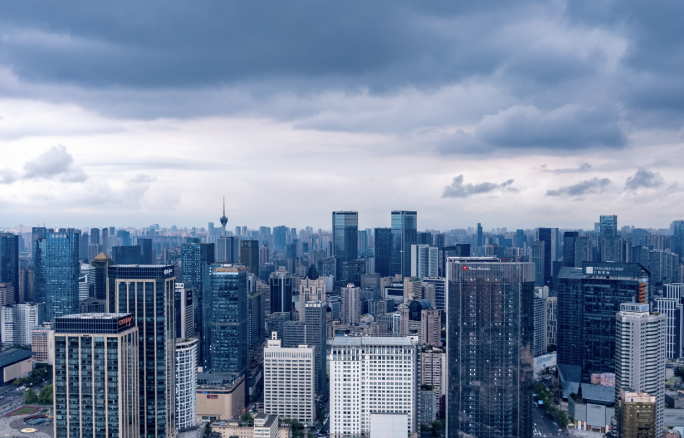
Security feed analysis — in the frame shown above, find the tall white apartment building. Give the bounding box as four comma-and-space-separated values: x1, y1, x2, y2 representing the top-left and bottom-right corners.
299, 277, 326, 322
341, 284, 361, 325
615, 302, 666, 436
14, 302, 46, 346
264, 333, 316, 425
420, 348, 446, 416
1, 305, 14, 344
175, 338, 198, 432
330, 337, 417, 438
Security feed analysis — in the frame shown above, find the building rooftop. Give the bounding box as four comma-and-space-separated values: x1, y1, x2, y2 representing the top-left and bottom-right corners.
558, 267, 585, 280
332, 336, 413, 346
0, 349, 33, 368
580, 383, 615, 405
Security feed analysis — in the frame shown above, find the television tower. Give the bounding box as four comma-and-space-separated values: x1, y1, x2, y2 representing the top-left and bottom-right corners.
220, 196, 228, 236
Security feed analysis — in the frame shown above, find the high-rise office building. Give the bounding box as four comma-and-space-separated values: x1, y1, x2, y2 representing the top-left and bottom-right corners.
249, 286, 266, 351
273, 226, 288, 251
614, 303, 666, 435
532, 241, 545, 287
216, 236, 239, 263
34, 229, 81, 321
181, 242, 214, 354
0, 233, 19, 303
264, 334, 316, 425
90, 228, 100, 245
582, 262, 649, 382
136, 238, 153, 264
332, 211, 359, 264
304, 301, 327, 396
112, 245, 141, 264
600, 215, 618, 238
410, 244, 438, 279
6, 302, 45, 346
239, 240, 259, 275
536, 228, 558, 288
175, 338, 198, 432
420, 308, 441, 347
102, 227, 110, 256
533, 287, 557, 357
476, 223, 483, 247
574, 236, 593, 267
330, 337, 417, 438
269, 267, 292, 314
615, 388, 656, 438
374, 227, 392, 277
174, 283, 195, 339
298, 277, 326, 321
440, 245, 470, 278
600, 215, 618, 262
53, 313, 139, 438
202, 263, 248, 380
391, 211, 417, 278
107, 265, 176, 438
421, 277, 446, 312
564, 231, 579, 267
446, 257, 534, 438
91, 252, 110, 300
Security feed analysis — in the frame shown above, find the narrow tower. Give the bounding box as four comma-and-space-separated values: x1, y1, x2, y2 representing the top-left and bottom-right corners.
220, 196, 228, 236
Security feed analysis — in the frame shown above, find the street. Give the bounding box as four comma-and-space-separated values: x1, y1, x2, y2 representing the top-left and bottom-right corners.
533, 405, 568, 438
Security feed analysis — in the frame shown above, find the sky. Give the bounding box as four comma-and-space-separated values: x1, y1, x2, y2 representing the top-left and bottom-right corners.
1, 0, 683, 231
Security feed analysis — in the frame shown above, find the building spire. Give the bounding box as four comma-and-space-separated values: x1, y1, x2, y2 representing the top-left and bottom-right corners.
220, 196, 228, 233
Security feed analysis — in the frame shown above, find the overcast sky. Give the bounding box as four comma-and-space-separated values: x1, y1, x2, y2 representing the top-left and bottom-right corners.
1, 1, 683, 231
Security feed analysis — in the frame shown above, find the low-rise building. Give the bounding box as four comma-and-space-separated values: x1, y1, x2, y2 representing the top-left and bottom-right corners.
211, 415, 292, 438
0, 348, 33, 383
196, 373, 245, 422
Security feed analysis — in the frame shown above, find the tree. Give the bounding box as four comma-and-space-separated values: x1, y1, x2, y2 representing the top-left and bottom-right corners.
24, 389, 38, 404
432, 420, 445, 438
38, 385, 53, 405
241, 413, 254, 424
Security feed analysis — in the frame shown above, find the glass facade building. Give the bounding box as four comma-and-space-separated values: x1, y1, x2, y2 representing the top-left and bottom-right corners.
374, 228, 391, 278
202, 263, 248, 378
581, 262, 649, 382
332, 211, 358, 264
34, 229, 81, 321
53, 313, 139, 438
557, 267, 585, 367
107, 265, 176, 438
446, 257, 534, 438
0, 233, 19, 303
269, 268, 293, 314
391, 211, 417, 279
181, 242, 214, 362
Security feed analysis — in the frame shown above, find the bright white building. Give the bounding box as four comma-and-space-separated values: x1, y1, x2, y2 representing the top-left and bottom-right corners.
175, 337, 198, 431
330, 337, 417, 438
615, 302, 666, 436
1, 305, 14, 344
264, 333, 316, 425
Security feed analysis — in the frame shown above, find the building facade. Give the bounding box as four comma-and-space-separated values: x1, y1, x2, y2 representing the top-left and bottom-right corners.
269, 268, 293, 314
390, 211, 417, 279
333, 212, 359, 264
446, 257, 534, 438
614, 303, 666, 436
53, 313, 139, 438
410, 245, 438, 279
175, 338, 198, 432
264, 334, 316, 425
329, 337, 417, 438
107, 264, 177, 438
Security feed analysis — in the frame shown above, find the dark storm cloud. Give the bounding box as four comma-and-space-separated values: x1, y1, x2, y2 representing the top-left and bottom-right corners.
1, 145, 88, 184
442, 175, 517, 198
546, 177, 611, 197
624, 168, 664, 192
0, 0, 683, 153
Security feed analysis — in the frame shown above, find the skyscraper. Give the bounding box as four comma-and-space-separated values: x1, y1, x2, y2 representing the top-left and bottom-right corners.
374, 227, 392, 277
332, 211, 358, 264
181, 242, 214, 354
239, 240, 259, 275
53, 313, 139, 438
273, 226, 288, 251
563, 231, 579, 267
536, 228, 558, 288
202, 263, 248, 379
614, 303, 666, 435
446, 257, 534, 438
220, 196, 228, 237
269, 267, 292, 314
600, 215, 618, 262
34, 229, 81, 321
136, 238, 153, 264
107, 265, 176, 438
582, 262, 649, 382
216, 236, 239, 263
112, 245, 142, 264
304, 301, 327, 396
476, 223, 483, 247
653, 284, 684, 359
410, 244, 438, 278
175, 338, 199, 432
391, 211, 417, 278
557, 267, 585, 368
532, 241, 545, 287
0, 233, 19, 303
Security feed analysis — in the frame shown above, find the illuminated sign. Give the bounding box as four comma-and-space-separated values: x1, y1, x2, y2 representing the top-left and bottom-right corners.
118, 316, 133, 327
164, 268, 173, 275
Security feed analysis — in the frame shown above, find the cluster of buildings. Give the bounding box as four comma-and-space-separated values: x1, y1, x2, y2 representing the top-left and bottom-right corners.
0, 212, 681, 437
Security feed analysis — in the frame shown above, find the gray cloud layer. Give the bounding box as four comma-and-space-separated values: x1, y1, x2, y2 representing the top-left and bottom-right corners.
0, 0, 683, 155
546, 177, 611, 197
442, 175, 516, 198
625, 168, 664, 192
